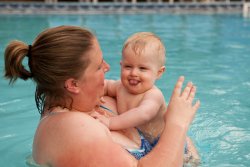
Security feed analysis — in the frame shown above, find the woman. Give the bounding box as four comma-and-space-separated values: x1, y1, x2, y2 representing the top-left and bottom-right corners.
4, 26, 200, 167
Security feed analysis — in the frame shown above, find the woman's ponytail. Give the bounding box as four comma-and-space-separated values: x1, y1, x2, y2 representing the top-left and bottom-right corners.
4, 40, 32, 84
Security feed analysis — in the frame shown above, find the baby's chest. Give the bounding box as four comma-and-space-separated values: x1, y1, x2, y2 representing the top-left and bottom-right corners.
116, 91, 144, 114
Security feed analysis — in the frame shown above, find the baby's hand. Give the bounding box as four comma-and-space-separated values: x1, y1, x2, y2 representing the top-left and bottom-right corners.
100, 96, 106, 103
90, 112, 110, 128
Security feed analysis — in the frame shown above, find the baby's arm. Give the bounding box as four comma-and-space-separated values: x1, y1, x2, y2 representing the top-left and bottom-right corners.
109, 88, 165, 130
104, 79, 120, 97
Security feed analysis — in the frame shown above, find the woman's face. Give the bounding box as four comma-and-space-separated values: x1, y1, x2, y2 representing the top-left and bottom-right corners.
78, 38, 110, 110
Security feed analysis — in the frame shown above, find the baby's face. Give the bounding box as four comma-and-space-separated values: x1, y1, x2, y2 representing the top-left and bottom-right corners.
120, 47, 163, 94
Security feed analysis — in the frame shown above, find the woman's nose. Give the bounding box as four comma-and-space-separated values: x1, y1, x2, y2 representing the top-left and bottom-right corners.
103, 60, 110, 72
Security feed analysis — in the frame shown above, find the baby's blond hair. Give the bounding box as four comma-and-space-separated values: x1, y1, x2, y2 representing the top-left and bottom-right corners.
122, 32, 166, 67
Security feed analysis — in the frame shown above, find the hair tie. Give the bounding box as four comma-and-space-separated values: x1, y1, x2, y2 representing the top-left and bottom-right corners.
27, 45, 33, 77
27, 45, 32, 58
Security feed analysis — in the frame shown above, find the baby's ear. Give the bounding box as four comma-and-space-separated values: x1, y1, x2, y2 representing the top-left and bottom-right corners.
157, 66, 166, 79
64, 78, 80, 94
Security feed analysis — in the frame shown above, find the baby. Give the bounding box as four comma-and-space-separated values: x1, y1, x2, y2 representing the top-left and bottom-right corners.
101, 32, 166, 144
95, 32, 200, 163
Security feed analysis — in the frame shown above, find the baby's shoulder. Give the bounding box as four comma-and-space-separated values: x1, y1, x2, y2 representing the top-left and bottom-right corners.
142, 87, 166, 104
146, 86, 164, 97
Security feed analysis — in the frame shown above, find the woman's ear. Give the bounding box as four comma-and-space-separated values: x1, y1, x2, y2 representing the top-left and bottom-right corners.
157, 66, 166, 79
64, 78, 80, 94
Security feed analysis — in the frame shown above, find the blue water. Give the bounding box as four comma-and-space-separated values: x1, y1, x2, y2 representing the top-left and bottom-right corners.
0, 14, 250, 167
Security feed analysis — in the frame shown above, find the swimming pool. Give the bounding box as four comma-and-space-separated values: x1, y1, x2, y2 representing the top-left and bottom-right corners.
0, 13, 249, 166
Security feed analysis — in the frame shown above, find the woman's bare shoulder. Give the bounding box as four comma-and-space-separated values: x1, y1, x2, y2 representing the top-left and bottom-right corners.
34, 111, 137, 167
38, 111, 104, 133
39, 111, 111, 143
34, 112, 109, 165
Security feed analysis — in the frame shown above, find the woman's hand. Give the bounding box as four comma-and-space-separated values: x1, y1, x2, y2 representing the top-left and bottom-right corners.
165, 76, 200, 130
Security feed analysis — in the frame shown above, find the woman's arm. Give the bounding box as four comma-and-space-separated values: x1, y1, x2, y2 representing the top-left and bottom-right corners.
137, 76, 200, 166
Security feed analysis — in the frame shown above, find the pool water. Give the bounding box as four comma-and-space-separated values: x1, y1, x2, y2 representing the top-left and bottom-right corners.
0, 14, 250, 167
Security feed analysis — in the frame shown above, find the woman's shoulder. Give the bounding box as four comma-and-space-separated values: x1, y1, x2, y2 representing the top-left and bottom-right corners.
39, 111, 111, 139
33, 111, 112, 166
49, 111, 112, 146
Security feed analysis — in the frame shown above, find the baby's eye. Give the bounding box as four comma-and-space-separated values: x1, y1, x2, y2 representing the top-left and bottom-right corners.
139, 67, 147, 71
124, 65, 132, 69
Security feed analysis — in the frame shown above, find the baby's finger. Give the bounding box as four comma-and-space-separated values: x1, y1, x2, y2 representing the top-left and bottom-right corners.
173, 76, 185, 96
181, 82, 193, 99
100, 97, 105, 103
187, 86, 196, 103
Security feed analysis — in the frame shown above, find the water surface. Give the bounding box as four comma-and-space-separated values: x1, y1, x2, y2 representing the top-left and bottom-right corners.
0, 14, 250, 166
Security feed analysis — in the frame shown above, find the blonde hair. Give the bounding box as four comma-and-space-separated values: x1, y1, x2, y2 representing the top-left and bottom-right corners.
4, 26, 94, 115
122, 32, 166, 66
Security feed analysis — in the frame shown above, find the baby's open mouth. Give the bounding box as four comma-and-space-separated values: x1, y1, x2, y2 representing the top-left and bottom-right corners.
129, 79, 140, 85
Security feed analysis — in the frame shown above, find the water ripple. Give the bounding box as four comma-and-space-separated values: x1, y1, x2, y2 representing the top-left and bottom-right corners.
0, 99, 21, 106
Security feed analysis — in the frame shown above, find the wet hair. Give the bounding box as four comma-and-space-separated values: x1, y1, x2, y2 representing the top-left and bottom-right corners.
122, 32, 166, 67
4, 26, 95, 116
